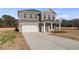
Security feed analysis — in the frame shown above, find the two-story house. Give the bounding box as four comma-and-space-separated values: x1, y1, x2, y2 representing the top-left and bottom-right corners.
18, 9, 61, 32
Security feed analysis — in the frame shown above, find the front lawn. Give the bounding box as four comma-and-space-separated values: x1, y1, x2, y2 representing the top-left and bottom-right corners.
0, 30, 30, 50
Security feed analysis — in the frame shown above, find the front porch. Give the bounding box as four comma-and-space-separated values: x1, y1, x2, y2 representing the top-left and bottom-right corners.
39, 20, 61, 32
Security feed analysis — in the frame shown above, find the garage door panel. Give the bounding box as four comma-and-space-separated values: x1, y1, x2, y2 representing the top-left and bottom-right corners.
22, 25, 39, 32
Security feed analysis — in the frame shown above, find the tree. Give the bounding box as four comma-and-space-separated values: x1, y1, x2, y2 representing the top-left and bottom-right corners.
2, 15, 13, 27
0, 18, 5, 27
72, 19, 79, 30
61, 19, 72, 27
2, 15, 18, 27
61, 18, 79, 30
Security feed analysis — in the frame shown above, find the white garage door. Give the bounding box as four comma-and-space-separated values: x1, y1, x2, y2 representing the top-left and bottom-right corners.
22, 25, 39, 32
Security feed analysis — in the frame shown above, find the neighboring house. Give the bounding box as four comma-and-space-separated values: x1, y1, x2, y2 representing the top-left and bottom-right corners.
18, 9, 61, 32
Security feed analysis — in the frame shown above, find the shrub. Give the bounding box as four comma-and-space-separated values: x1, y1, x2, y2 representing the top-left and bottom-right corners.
50, 30, 66, 33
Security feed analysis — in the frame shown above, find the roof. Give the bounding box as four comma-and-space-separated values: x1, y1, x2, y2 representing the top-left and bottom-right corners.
43, 9, 56, 14
18, 9, 41, 12
18, 9, 57, 15
49, 9, 56, 14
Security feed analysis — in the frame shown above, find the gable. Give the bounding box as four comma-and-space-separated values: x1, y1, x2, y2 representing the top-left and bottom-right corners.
43, 9, 56, 14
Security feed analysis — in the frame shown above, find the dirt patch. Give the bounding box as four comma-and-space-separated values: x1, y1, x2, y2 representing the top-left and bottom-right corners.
50, 27, 79, 41
0, 28, 15, 31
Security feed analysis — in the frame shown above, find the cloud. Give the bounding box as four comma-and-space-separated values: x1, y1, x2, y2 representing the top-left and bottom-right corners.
57, 14, 69, 19
61, 15, 69, 18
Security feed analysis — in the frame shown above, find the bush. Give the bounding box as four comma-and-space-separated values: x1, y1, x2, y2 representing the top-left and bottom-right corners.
15, 27, 19, 32
50, 30, 66, 33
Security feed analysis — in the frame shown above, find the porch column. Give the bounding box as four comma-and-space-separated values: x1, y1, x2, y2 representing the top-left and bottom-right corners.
44, 22, 46, 32
51, 22, 53, 30
59, 23, 61, 31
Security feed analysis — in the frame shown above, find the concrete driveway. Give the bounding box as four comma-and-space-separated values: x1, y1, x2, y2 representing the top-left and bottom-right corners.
23, 32, 79, 50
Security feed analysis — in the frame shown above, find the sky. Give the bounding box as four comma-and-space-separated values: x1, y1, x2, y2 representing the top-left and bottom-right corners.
0, 8, 79, 20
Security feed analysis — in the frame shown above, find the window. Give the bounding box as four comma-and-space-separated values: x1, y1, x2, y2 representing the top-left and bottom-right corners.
44, 14, 46, 19
30, 14, 32, 18
52, 15, 55, 20
35, 14, 38, 19
24, 13, 26, 18
48, 15, 50, 19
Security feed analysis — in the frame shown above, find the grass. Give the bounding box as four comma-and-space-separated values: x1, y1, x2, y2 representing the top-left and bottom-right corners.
0, 30, 16, 45
0, 28, 30, 50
